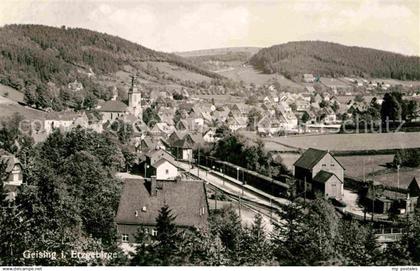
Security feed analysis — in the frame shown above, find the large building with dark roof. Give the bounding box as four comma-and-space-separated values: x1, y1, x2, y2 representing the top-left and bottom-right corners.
115, 177, 209, 243
294, 148, 344, 200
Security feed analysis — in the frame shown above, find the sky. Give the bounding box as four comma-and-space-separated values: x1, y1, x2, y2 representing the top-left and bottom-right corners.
0, 0, 419, 55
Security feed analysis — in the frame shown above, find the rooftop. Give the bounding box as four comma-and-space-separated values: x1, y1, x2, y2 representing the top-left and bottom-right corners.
115, 178, 208, 229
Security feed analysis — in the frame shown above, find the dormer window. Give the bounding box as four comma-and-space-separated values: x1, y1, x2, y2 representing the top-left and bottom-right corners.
134, 211, 139, 217
142, 206, 147, 212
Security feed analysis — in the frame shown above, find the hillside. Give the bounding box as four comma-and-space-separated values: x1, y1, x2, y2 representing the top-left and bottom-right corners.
176, 47, 260, 72
0, 24, 222, 111
249, 41, 420, 81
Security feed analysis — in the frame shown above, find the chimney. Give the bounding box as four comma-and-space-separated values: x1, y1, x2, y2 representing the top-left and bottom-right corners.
150, 175, 157, 197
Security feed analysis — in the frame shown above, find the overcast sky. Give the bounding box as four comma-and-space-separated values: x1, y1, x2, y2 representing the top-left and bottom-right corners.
0, 0, 419, 55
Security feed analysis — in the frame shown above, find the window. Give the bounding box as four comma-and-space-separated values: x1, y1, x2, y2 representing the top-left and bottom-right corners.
151, 229, 158, 236
331, 164, 335, 167
122, 234, 129, 242
322, 164, 326, 167
165, 169, 169, 175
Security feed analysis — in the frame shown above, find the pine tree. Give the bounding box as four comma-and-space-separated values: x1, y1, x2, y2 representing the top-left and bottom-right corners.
154, 205, 181, 265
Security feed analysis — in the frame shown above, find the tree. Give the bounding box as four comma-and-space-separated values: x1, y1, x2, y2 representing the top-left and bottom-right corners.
337, 220, 382, 265
381, 92, 402, 122
247, 108, 262, 130
238, 214, 273, 265
154, 205, 181, 265
272, 201, 307, 265
301, 111, 310, 123
143, 107, 161, 128
130, 228, 157, 266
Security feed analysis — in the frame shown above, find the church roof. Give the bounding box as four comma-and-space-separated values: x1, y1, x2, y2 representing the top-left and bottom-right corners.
98, 100, 128, 113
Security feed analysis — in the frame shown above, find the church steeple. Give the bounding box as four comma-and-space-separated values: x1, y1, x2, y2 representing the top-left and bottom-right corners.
128, 75, 139, 94
128, 75, 142, 117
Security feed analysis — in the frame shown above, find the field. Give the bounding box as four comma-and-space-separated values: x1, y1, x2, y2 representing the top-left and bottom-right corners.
0, 103, 46, 120
218, 64, 304, 89
193, 94, 246, 105
149, 61, 213, 82
0, 84, 24, 103
275, 153, 393, 177
263, 132, 420, 152
369, 168, 420, 189
175, 47, 261, 57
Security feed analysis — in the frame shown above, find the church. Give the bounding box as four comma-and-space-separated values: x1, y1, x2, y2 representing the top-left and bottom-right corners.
98, 76, 142, 122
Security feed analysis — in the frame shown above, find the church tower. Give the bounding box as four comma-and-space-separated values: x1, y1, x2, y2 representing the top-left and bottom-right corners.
128, 75, 142, 118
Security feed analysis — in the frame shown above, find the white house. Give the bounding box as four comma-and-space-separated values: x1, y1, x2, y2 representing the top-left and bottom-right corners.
145, 149, 178, 181
43, 111, 89, 134
294, 148, 344, 200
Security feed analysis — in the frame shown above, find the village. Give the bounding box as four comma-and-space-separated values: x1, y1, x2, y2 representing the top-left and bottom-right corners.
2, 69, 420, 256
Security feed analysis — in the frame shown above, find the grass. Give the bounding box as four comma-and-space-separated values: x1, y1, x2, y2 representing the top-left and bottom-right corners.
149, 61, 212, 82
0, 103, 46, 120
0, 84, 24, 103
368, 167, 420, 189
218, 64, 304, 89
264, 132, 420, 152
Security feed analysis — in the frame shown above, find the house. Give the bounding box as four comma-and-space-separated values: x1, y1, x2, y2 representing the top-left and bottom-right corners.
203, 128, 217, 143
257, 115, 283, 134
226, 115, 247, 132
322, 107, 337, 124
1, 154, 23, 201
230, 104, 250, 117
172, 138, 194, 162
67, 80, 83, 92
168, 131, 188, 145
295, 99, 311, 112
144, 149, 178, 180
139, 137, 168, 153
364, 179, 419, 215
276, 102, 298, 130
305, 86, 316, 93
43, 111, 89, 134
169, 132, 203, 161
98, 100, 128, 122
115, 177, 208, 243
294, 148, 345, 200
303, 74, 315, 83
149, 123, 175, 137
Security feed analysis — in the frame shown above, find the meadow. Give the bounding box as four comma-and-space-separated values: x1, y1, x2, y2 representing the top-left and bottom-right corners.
264, 132, 420, 152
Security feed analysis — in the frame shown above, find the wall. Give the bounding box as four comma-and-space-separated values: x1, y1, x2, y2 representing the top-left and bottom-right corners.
156, 160, 178, 180
312, 153, 344, 182
324, 174, 343, 200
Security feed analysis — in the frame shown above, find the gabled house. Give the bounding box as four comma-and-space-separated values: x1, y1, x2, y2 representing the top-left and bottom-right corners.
203, 128, 217, 143
276, 102, 298, 130
257, 115, 283, 135
1, 154, 23, 201
139, 137, 169, 153
321, 107, 337, 124
144, 149, 178, 180
170, 132, 203, 162
115, 177, 208, 243
226, 115, 247, 132
149, 123, 175, 138
230, 104, 250, 117
98, 100, 128, 122
294, 148, 344, 200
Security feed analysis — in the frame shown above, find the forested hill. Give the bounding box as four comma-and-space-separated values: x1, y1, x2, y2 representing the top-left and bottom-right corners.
249, 41, 420, 80
0, 24, 221, 110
